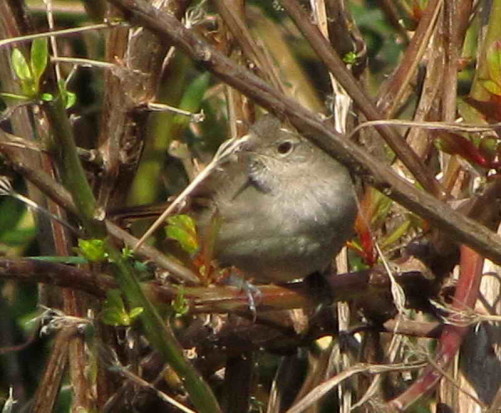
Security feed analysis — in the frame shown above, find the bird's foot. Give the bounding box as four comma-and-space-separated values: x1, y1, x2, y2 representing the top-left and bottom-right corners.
225, 272, 262, 320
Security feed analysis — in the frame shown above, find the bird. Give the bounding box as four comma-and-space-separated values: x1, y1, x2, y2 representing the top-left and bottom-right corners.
192, 115, 357, 283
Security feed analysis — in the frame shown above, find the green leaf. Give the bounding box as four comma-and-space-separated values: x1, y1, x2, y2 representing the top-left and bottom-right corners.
343, 51, 358, 64
11, 48, 36, 96
102, 290, 130, 326
77, 238, 107, 262
370, 189, 393, 226
64, 90, 77, 109
30, 38, 48, 87
481, 79, 501, 96
102, 310, 130, 327
172, 287, 189, 317
166, 214, 199, 254
172, 72, 210, 128
122, 246, 134, 259
41, 93, 54, 102
58, 80, 77, 109
380, 220, 412, 249
101, 290, 144, 326
11, 49, 32, 82
486, 41, 501, 88
129, 307, 144, 321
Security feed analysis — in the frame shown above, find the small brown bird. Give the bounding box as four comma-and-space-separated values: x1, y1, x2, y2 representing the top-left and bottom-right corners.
193, 115, 357, 283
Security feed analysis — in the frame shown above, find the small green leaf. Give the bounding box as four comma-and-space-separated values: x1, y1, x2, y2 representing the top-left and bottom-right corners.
77, 238, 107, 262
380, 220, 412, 249
172, 72, 210, 128
129, 307, 144, 321
11, 48, 36, 96
122, 246, 134, 259
102, 310, 130, 327
166, 214, 199, 254
172, 287, 189, 317
41, 93, 54, 102
102, 290, 130, 326
11, 49, 32, 82
58, 80, 77, 109
30, 38, 48, 87
64, 90, 77, 109
343, 51, 358, 64
371, 190, 393, 226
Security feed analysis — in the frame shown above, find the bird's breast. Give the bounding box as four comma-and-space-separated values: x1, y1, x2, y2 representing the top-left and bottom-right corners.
209, 175, 356, 282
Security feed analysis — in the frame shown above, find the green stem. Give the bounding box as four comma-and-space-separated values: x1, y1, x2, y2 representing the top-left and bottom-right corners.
43, 97, 221, 413
107, 247, 221, 412
44, 97, 103, 235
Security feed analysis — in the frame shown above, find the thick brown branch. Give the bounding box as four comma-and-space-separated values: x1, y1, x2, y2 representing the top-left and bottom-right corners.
0, 258, 438, 318
104, 0, 501, 265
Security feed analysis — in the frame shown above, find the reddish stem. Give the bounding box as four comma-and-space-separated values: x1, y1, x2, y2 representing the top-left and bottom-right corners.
388, 245, 484, 410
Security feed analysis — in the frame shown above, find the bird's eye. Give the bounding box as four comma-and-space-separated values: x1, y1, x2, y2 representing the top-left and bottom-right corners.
276, 140, 294, 155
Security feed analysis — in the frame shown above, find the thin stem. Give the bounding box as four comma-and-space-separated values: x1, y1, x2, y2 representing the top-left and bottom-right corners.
0, 21, 128, 48
43, 98, 102, 234
51, 56, 117, 69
